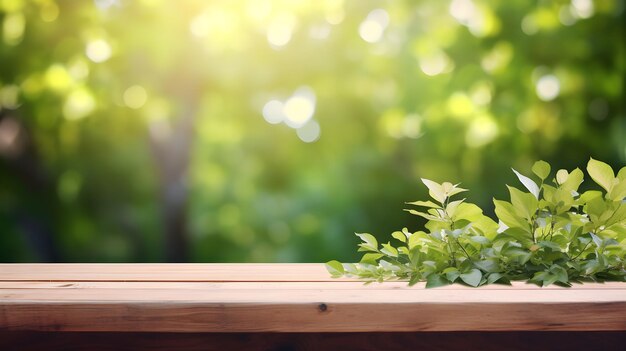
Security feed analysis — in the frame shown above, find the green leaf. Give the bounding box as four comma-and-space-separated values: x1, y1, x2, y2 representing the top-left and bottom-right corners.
452, 202, 498, 239
460, 268, 483, 287
586, 196, 608, 224
404, 209, 444, 221
391, 231, 407, 243
587, 158, 615, 193
408, 273, 421, 286
606, 204, 626, 227
618, 167, 626, 182
532, 160, 551, 180
538, 240, 561, 251
507, 186, 538, 221
325, 260, 345, 277
445, 199, 465, 218
472, 216, 499, 240
512, 169, 540, 198
503, 247, 532, 264
426, 273, 450, 288
379, 259, 399, 271
590, 233, 603, 248
356, 233, 378, 252
561, 168, 584, 193
360, 253, 384, 264
446, 183, 468, 197
494, 199, 530, 230
474, 259, 500, 273
380, 242, 398, 257
498, 227, 534, 247
556, 169, 569, 185
405, 200, 440, 208
579, 190, 603, 204
535, 271, 558, 287
452, 202, 482, 220
421, 178, 446, 204
607, 179, 626, 201
408, 231, 429, 250
486, 273, 510, 285
443, 267, 460, 282
551, 188, 574, 214
550, 265, 569, 284
470, 235, 490, 245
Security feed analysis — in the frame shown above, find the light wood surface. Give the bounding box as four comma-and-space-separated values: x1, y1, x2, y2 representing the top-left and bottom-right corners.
0, 264, 625, 332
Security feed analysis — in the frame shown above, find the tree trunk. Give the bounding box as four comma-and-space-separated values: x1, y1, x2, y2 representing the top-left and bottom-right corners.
0, 112, 60, 262
148, 78, 200, 263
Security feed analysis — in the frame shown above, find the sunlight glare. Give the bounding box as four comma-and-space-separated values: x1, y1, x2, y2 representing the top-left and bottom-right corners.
284, 87, 316, 128
267, 13, 296, 48
44, 64, 72, 92
449, 0, 477, 25
359, 9, 389, 43
536, 75, 560, 101
571, 0, 594, 19
3, 12, 25, 46
86, 39, 112, 63
296, 119, 321, 143
94, 0, 120, 11
262, 100, 285, 124
190, 13, 210, 38
466, 115, 499, 148
419, 50, 453, 76
63, 88, 96, 120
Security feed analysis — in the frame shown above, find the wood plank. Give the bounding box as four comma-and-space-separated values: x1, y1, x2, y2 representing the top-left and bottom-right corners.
2, 281, 625, 290
1, 263, 624, 288
0, 264, 625, 332
0, 264, 336, 282
1, 300, 624, 332
2, 331, 625, 351
1, 286, 625, 303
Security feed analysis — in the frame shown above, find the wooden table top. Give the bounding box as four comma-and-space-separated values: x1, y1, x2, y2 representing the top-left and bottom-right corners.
0, 263, 625, 332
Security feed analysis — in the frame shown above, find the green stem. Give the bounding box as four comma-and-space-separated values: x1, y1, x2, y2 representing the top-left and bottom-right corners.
453, 237, 472, 261
571, 239, 592, 261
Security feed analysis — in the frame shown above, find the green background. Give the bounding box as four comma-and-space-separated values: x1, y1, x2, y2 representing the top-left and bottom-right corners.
0, 0, 624, 263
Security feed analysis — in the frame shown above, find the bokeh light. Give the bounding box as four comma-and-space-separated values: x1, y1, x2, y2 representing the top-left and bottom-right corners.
296, 119, 321, 143
2, 12, 25, 46
63, 88, 96, 120
359, 8, 389, 43
262, 100, 285, 124
536, 75, 561, 101
85, 39, 112, 63
419, 50, 454, 77
571, 0, 594, 19
283, 87, 316, 129
267, 12, 296, 48
123, 85, 148, 109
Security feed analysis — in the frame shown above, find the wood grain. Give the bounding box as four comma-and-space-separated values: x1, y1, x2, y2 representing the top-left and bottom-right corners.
0, 264, 625, 333
0, 263, 335, 282
2, 331, 625, 351
2, 280, 625, 290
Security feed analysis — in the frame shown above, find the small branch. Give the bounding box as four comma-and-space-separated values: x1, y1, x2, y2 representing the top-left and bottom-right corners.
571, 240, 592, 261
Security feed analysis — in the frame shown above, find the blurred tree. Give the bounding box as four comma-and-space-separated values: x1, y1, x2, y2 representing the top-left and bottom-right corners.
0, 0, 623, 263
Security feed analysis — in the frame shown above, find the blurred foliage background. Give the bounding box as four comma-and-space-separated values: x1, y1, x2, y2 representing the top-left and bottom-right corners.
0, 0, 624, 263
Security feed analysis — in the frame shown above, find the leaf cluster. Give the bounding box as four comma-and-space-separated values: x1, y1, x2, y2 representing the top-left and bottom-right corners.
327, 159, 626, 287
